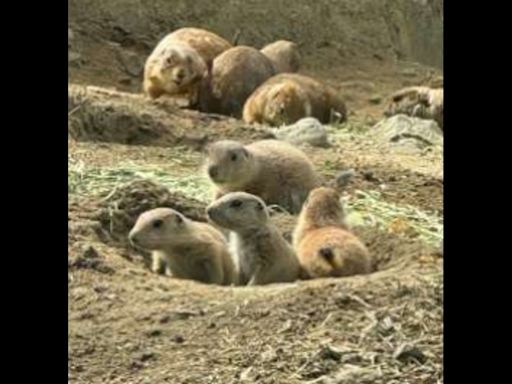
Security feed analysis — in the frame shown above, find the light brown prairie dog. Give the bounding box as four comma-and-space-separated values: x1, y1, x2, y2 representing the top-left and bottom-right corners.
129, 207, 237, 285
197, 46, 276, 117
143, 27, 231, 103
206, 192, 300, 285
243, 73, 347, 126
164, 27, 232, 65
204, 139, 320, 214
293, 187, 371, 278
260, 40, 301, 73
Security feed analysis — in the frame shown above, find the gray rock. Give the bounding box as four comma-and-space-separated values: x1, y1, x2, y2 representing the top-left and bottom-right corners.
372, 114, 443, 151
116, 50, 144, 77
271, 117, 330, 147
336, 169, 356, 188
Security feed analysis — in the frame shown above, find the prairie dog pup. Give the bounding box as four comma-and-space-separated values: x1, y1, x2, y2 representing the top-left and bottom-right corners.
293, 187, 371, 278
206, 192, 300, 285
197, 46, 276, 117
243, 73, 347, 126
143, 28, 231, 102
129, 208, 236, 285
205, 139, 320, 214
260, 40, 301, 73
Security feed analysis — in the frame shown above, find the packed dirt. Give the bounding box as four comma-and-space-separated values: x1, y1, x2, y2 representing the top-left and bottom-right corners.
68, 1, 443, 383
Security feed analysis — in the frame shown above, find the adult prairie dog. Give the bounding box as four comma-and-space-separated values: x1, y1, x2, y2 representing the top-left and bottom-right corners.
293, 187, 371, 278
243, 73, 347, 126
129, 207, 237, 285
143, 27, 231, 103
204, 139, 320, 214
206, 192, 300, 285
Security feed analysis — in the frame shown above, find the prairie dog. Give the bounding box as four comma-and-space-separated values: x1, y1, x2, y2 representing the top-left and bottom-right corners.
197, 46, 275, 117
260, 40, 301, 73
129, 208, 236, 285
143, 28, 231, 103
204, 139, 320, 214
293, 187, 371, 278
243, 73, 347, 126
206, 192, 300, 285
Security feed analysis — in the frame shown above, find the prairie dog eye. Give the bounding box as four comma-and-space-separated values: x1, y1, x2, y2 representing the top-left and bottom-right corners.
152, 219, 164, 229
231, 153, 238, 161
230, 200, 242, 208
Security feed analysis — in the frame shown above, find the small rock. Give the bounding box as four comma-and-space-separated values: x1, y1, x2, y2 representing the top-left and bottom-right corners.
146, 329, 162, 338
369, 95, 382, 104
83, 245, 100, 259
172, 334, 185, 344
116, 50, 144, 77
118, 77, 132, 86
271, 117, 330, 147
319, 345, 342, 361
393, 343, 427, 364
138, 351, 156, 362
68, 51, 84, 66
159, 315, 171, 324
336, 169, 356, 188
362, 171, 379, 182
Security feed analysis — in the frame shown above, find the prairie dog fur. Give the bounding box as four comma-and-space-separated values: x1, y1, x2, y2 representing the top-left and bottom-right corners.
206, 192, 300, 285
129, 207, 236, 285
205, 139, 320, 214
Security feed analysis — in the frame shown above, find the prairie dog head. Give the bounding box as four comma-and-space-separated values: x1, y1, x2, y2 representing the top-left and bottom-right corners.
261, 40, 301, 73
299, 187, 347, 228
263, 83, 310, 126
129, 208, 190, 250
204, 140, 257, 187
149, 43, 207, 94
206, 192, 269, 231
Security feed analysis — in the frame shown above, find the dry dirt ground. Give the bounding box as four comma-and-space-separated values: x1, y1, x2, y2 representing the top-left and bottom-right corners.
68, 2, 443, 383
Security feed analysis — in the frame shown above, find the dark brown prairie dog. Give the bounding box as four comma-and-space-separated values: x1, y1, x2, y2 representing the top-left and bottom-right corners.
243, 73, 347, 126
206, 192, 300, 285
260, 40, 301, 73
129, 208, 237, 285
204, 139, 320, 214
197, 46, 276, 117
143, 28, 231, 103
292, 187, 371, 278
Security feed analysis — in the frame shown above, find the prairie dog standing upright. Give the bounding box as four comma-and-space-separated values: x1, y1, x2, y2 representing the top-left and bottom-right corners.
206, 192, 300, 285
293, 187, 371, 278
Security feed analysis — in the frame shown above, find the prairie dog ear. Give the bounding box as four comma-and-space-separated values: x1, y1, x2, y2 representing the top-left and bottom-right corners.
241, 147, 250, 158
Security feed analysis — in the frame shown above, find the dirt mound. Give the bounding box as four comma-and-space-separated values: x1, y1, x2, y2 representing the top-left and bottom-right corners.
69, 85, 273, 147
69, 180, 206, 244
69, 180, 436, 277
